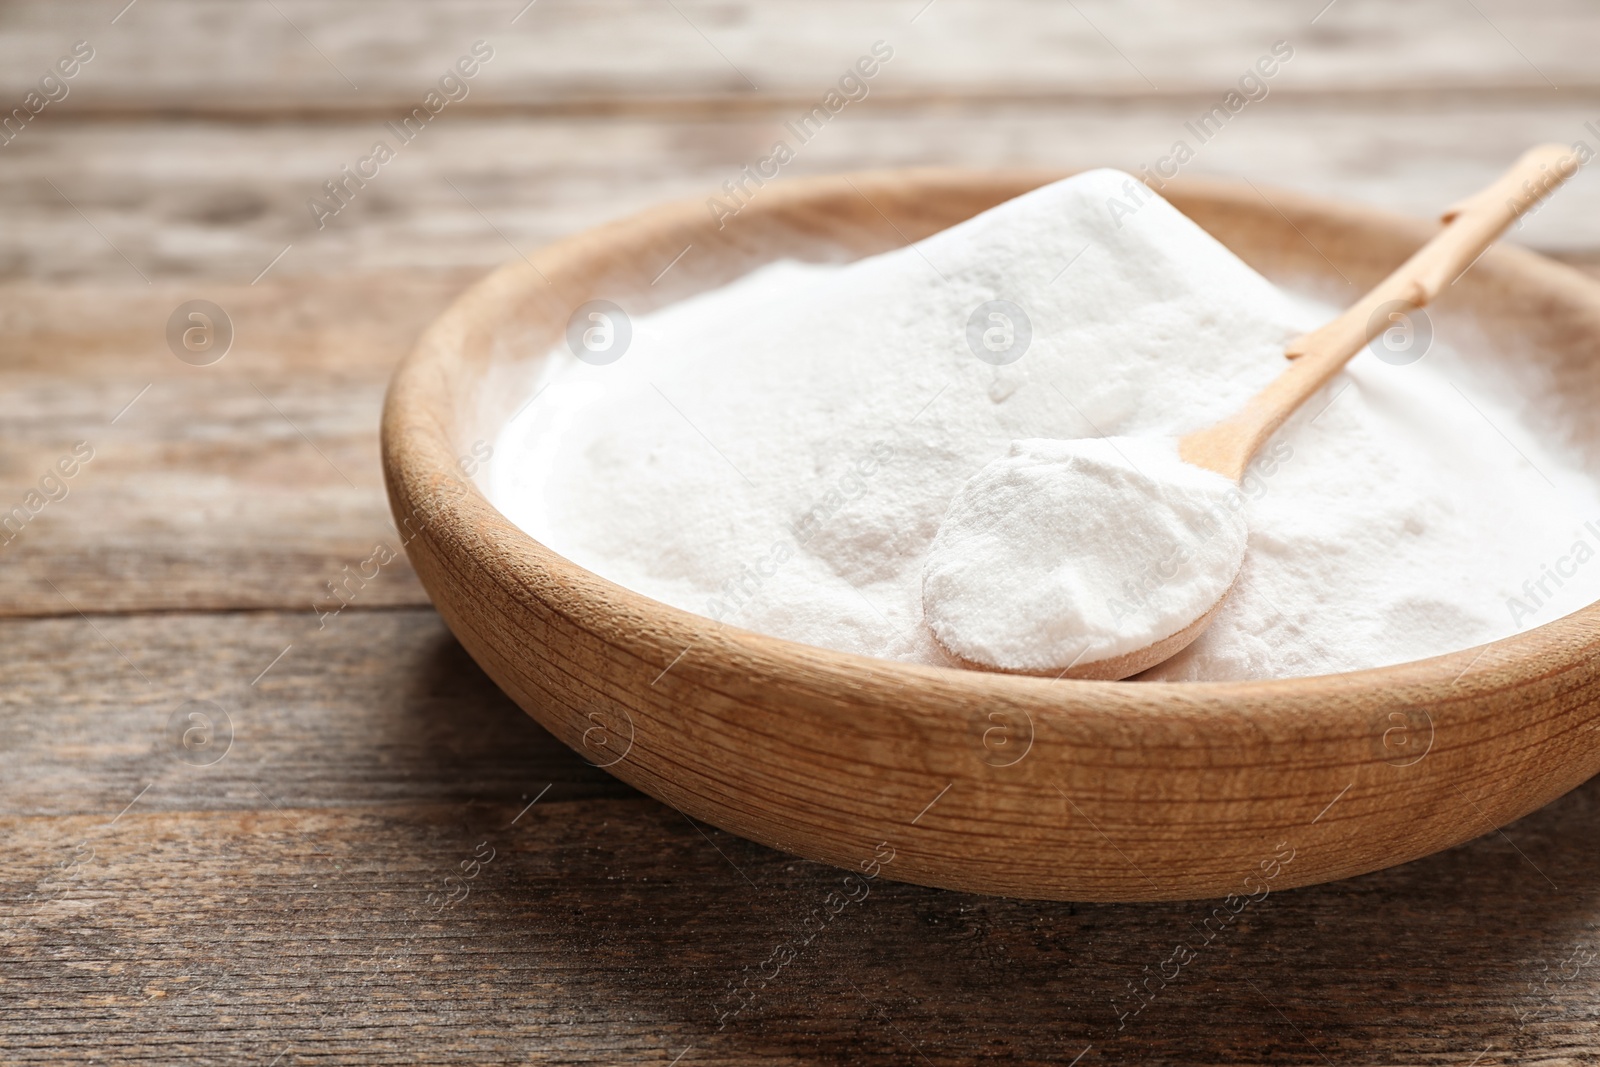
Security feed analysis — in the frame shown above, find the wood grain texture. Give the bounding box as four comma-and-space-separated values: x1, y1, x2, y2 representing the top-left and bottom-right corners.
4, 0, 1599, 114
383, 168, 1600, 902
0, 271, 487, 616
9, 0, 1600, 1059
6, 608, 1600, 1065
9, 100, 1600, 286
0, 610, 631, 815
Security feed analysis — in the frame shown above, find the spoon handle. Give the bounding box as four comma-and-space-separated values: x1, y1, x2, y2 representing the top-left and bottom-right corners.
1180, 143, 1579, 483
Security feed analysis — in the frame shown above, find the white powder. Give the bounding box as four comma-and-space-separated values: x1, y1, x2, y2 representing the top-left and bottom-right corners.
923, 437, 1247, 673
490, 168, 1600, 681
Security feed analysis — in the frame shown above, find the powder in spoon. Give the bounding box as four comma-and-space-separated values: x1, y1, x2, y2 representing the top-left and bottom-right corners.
490, 168, 1600, 681
922, 437, 1247, 673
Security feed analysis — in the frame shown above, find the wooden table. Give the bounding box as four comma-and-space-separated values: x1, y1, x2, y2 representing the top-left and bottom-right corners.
6, 2, 1600, 1062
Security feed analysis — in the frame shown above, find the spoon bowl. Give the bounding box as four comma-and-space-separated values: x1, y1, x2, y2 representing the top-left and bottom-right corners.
935, 594, 1231, 680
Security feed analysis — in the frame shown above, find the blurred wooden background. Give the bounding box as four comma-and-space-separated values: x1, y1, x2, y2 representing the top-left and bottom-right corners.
5, 1, 1600, 1063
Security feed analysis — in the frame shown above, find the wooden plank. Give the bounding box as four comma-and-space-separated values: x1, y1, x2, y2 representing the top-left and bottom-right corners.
0, 272, 480, 616
1, 0, 1597, 117
0, 610, 629, 814
3, 607, 1599, 1063
6, 100, 1600, 290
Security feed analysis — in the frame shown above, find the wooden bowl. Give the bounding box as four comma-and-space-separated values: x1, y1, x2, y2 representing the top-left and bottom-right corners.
381, 168, 1600, 902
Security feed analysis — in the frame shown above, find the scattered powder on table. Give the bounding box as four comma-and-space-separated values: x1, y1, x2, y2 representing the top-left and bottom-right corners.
490, 168, 1600, 681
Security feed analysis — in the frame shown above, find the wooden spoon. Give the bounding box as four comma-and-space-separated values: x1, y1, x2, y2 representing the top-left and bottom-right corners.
1073, 144, 1580, 680
1181, 143, 1577, 481
965, 144, 1578, 682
